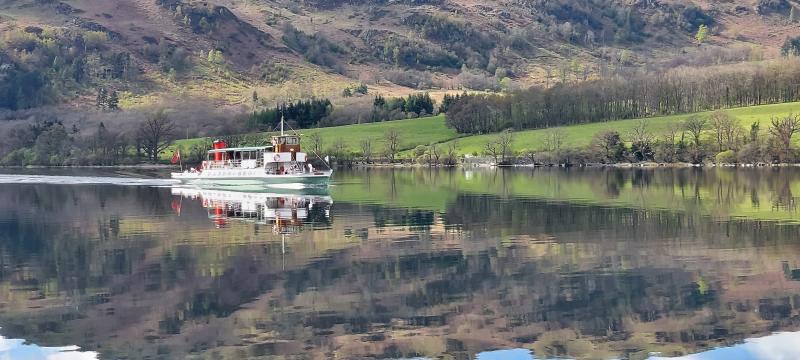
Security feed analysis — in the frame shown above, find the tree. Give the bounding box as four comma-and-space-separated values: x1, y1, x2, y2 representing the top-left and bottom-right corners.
749, 122, 760, 143
207, 49, 224, 73
484, 138, 501, 164
629, 120, 654, 161
768, 114, 800, 162
330, 137, 348, 162
782, 36, 800, 56
33, 124, 70, 165
442, 140, 458, 166
695, 24, 708, 44
684, 115, 706, 149
484, 130, 514, 164
384, 128, 401, 162
137, 109, 176, 162
592, 130, 626, 163
428, 142, 441, 165
655, 123, 685, 163
308, 132, 324, 156
360, 138, 373, 163
542, 129, 566, 152
96, 87, 107, 109
373, 95, 386, 108
107, 91, 119, 110
710, 111, 744, 152
496, 130, 514, 164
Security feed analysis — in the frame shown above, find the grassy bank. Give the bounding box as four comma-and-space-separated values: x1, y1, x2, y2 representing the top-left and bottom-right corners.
171, 114, 461, 157
438, 101, 800, 155
170, 101, 800, 159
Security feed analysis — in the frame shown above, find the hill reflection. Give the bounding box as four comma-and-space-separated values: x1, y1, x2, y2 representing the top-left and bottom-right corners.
0, 168, 798, 359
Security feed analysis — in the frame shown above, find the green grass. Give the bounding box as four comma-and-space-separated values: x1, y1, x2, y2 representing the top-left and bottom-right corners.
171, 115, 461, 157
439, 101, 800, 155
169, 101, 800, 159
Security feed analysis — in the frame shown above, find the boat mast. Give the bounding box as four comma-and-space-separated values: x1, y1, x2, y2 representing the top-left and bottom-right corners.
280, 115, 285, 136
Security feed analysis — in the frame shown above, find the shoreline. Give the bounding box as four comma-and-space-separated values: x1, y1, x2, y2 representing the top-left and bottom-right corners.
4, 162, 800, 170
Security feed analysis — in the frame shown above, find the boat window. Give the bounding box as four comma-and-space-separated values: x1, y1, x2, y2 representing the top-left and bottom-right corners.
287, 137, 299, 145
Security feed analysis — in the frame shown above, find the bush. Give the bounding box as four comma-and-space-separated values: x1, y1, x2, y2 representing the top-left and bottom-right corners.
281, 23, 344, 70
782, 36, 800, 56
737, 143, 763, 164
383, 69, 434, 89
715, 150, 737, 164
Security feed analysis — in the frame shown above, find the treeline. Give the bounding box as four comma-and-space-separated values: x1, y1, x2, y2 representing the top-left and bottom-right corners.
477, 112, 800, 166
248, 93, 438, 129
0, 102, 243, 166
446, 58, 800, 134
247, 99, 333, 131
1, 114, 166, 166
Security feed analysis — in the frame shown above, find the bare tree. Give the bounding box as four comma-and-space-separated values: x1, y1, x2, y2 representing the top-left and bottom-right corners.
684, 115, 706, 149
629, 120, 653, 148
330, 137, 348, 162
542, 129, 566, 152
428, 142, 441, 165
359, 138, 372, 163
709, 110, 743, 152
308, 132, 324, 156
497, 129, 514, 163
629, 120, 654, 160
137, 109, 175, 162
442, 140, 458, 166
769, 114, 800, 162
484, 139, 501, 164
657, 123, 685, 162
384, 128, 401, 163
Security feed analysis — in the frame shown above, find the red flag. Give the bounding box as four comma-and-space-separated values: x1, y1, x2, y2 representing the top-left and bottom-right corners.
171, 149, 181, 164
170, 197, 182, 216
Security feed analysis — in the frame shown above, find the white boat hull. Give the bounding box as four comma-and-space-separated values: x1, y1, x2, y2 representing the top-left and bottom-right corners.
171, 170, 333, 186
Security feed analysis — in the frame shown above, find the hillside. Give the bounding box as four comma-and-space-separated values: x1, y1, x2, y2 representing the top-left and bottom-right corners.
2, 0, 799, 111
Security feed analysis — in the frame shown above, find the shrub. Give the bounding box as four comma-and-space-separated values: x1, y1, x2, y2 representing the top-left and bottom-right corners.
715, 150, 737, 164
383, 69, 434, 89
782, 36, 800, 56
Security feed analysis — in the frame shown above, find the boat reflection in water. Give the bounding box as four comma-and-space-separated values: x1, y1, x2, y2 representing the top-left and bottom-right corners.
170, 186, 332, 233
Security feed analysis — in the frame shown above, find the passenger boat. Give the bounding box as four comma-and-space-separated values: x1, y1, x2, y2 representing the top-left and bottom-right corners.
171, 121, 332, 186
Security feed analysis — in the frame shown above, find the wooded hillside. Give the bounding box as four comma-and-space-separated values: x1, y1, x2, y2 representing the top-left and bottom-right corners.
1, 0, 798, 111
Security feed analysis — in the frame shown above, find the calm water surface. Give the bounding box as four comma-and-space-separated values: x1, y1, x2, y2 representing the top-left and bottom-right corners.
1, 167, 800, 360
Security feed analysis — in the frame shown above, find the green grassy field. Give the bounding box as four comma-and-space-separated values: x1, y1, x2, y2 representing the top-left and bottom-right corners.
170, 101, 800, 159
439, 101, 800, 155
171, 115, 462, 156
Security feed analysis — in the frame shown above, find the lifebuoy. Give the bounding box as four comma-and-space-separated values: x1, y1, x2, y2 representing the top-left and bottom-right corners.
273, 154, 281, 162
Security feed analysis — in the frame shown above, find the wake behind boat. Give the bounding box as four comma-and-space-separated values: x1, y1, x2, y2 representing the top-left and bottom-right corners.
172, 120, 332, 186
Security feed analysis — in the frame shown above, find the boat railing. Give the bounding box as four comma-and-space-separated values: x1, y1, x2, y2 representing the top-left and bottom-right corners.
203, 158, 263, 170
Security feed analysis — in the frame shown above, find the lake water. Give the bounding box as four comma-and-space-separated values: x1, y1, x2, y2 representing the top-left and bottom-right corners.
1, 167, 800, 360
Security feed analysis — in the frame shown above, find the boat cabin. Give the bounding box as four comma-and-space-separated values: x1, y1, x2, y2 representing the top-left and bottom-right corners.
272, 134, 301, 153
201, 136, 309, 175
204, 140, 271, 169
